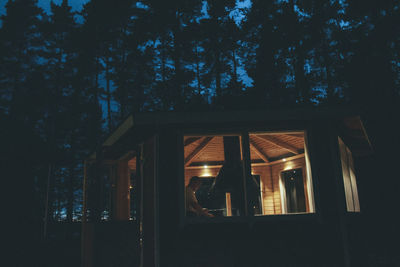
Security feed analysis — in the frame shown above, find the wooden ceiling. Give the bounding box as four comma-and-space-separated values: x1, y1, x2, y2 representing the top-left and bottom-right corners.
127, 133, 305, 170
184, 133, 305, 166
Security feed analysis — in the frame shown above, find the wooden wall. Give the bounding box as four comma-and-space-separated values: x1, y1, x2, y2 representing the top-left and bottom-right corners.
184, 167, 220, 185
184, 157, 310, 215
251, 165, 276, 214
253, 157, 308, 215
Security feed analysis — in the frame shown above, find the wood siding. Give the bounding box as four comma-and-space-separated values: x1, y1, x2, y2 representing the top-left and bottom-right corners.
184, 157, 309, 215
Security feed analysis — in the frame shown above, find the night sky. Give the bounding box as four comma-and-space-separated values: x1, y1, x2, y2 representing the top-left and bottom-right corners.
0, 0, 252, 120
0, 0, 89, 16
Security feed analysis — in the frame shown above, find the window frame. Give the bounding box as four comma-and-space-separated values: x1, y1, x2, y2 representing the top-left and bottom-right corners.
179, 126, 319, 225
249, 130, 316, 216
338, 137, 361, 213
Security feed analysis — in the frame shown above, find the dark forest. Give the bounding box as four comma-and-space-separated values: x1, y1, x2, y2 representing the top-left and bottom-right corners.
1, 0, 400, 266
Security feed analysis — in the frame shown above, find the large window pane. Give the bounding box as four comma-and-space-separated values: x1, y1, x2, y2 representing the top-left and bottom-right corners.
184, 135, 245, 217
248, 132, 315, 215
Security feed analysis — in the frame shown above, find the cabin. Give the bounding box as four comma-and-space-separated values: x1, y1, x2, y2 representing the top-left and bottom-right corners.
81, 107, 372, 267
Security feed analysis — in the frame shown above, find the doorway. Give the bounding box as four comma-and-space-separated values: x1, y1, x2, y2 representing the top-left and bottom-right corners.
281, 168, 306, 213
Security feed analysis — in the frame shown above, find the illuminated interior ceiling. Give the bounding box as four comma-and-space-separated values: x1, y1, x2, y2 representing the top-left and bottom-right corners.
184, 133, 305, 167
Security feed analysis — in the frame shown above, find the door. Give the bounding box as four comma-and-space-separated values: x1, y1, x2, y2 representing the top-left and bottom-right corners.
281, 168, 306, 213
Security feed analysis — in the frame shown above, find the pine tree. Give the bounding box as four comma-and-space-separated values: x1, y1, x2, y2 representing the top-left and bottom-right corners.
243, 0, 283, 108
0, 0, 44, 120
143, 0, 203, 110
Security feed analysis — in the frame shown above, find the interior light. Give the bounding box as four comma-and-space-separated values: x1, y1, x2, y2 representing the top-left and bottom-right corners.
203, 165, 208, 169
283, 158, 287, 162
284, 163, 293, 170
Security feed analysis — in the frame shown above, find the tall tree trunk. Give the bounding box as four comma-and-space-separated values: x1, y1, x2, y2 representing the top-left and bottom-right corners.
43, 163, 53, 239
215, 50, 222, 98
67, 149, 75, 223
119, 29, 128, 120
160, 38, 168, 109
294, 44, 309, 104
322, 39, 334, 101
105, 56, 112, 132
232, 49, 239, 93
95, 56, 100, 102
195, 44, 202, 95
172, 17, 183, 109
56, 181, 61, 221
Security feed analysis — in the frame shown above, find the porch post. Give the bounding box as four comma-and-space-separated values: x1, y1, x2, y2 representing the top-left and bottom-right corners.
115, 160, 130, 220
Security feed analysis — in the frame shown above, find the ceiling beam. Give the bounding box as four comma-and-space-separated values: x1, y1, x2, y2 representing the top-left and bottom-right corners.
284, 133, 304, 138
251, 153, 305, 167
250, 140, 270, 163
186, 153, 306, 169
184, 137, 214, 166
253, 135, 299, 154
184, 137, 201, 146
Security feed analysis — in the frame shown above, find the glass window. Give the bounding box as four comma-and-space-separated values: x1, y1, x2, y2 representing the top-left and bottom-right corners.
248, 132, 315, 215
184, 135, 245, 217
183, 131, 316, 218
338, 137, 360, 212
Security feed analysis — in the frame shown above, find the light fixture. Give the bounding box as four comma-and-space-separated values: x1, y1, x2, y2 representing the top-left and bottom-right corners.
203, 165, 208, 169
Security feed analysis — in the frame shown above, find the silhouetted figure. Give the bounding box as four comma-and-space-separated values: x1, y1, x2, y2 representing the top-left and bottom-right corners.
185, 176, 214, 217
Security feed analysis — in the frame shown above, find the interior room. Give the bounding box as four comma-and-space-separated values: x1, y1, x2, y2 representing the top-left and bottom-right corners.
183, 132, 315, 217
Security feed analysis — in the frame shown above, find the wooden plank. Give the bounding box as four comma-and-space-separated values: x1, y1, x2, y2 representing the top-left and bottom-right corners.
185, 153, 305, 169
103, 115, 134, 146
184, 137, 214, 166
225, 193, 232, 216
284, 133, 304, 138
252, 154, 305, 166
249, 140, 270, 163
184, 137, 201, 146
253, 134, 300, 154
186, 164, 222, 169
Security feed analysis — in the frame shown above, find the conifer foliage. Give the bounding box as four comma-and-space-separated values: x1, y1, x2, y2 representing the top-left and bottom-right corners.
0, 0, 399, 228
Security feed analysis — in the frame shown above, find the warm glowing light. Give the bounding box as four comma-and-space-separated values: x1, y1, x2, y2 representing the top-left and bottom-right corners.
284, 164, 293, 170
203, 165, 208, 169
129, 185, 133, 189
225, 193, 232, 216
283, 158, 287, 162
